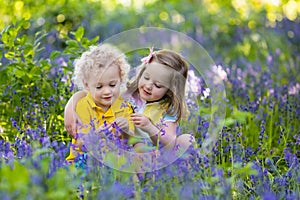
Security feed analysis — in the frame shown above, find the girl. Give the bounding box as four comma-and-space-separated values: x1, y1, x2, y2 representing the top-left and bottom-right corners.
126, 48, 195, 155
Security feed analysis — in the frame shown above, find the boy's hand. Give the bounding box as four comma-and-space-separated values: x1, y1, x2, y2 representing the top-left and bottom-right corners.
114, 117, 129, 133
96, 123, 113, 137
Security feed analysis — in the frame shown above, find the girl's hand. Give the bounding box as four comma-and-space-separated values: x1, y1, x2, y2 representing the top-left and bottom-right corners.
64, 91, 87, 138
130, 113, 159, 138
64, 111, 82, 139
130, 113, 151, 128
75, 137, 84, 149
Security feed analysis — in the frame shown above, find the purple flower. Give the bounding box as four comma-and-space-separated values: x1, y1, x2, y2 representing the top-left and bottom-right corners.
262, 191, 277, 200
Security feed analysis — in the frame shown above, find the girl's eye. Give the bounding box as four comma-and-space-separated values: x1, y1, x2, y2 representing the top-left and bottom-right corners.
154, 84, 162, 88
96, 86, 102, 89
144, 76, 150, 80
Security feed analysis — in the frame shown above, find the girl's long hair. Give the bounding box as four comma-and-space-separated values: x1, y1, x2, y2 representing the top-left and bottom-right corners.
126, 49, 189, 122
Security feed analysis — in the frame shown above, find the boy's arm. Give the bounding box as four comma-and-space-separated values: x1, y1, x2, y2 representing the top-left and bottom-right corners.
64, 91, 88, 138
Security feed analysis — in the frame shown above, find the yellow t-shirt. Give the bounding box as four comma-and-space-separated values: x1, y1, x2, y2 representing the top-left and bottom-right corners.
66, 92, 134, 162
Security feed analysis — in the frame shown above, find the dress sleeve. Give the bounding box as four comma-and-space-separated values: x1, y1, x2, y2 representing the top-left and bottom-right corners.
163, 113, 178, 122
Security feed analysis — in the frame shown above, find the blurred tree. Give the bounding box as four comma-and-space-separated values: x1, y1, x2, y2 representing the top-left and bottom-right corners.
0, 0, 299, 68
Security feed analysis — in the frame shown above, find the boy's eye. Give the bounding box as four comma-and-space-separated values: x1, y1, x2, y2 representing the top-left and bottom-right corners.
96, 86, 102, 89
109, 81, 118, 87
144, 76, 150, 80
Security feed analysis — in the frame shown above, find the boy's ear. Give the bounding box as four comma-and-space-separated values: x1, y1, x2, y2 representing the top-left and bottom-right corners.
83, 81, 89, 89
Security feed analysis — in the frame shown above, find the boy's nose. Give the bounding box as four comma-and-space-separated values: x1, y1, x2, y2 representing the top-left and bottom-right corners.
103, 87, 112, 94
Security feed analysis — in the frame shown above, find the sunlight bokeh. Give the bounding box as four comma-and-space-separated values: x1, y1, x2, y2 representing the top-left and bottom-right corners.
0, 0, 299, 30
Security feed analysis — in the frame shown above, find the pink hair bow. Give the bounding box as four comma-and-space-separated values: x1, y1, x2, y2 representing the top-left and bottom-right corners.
141, 47, 155, 64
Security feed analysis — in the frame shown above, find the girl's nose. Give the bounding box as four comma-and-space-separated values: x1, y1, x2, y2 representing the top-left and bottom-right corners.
145, 82, 153, 90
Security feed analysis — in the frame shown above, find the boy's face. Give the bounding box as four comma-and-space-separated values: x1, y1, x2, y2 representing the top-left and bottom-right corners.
85, 65, 121, 111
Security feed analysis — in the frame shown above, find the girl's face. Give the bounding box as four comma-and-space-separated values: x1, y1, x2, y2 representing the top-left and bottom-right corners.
85, 65, 121, 111
138, 62, 172, 102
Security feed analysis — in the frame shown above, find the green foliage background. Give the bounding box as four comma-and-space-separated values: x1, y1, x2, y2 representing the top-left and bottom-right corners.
1, 0, 299, 71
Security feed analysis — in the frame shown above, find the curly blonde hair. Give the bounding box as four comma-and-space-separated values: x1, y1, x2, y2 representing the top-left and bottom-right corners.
127, 49, 189, 121
72, 44, 130, 89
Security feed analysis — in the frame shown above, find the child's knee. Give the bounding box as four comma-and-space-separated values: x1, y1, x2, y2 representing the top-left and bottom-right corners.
177, 134, 196, 147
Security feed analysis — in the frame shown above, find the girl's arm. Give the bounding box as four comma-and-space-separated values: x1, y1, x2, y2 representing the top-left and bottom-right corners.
64, 91, 88, 138
130, 113, 177, 149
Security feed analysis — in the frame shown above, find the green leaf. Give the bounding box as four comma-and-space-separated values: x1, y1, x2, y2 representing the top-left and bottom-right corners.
24, 45, 34, 58
91, 36, 100, 43
234, 162, 258, 176
34, 31, 48, 46
14, 69, 26, 78
75, 26, 84, 42
50, 50, 61, 60
1, 32, 10, 46
231, 107, 253, 124
16, 34, 28, 46
0, 161, 29, 195
66, 40, 78, 48
224, 117, 235, 126
1, 24, 12, 34
29, 66, 41, 78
